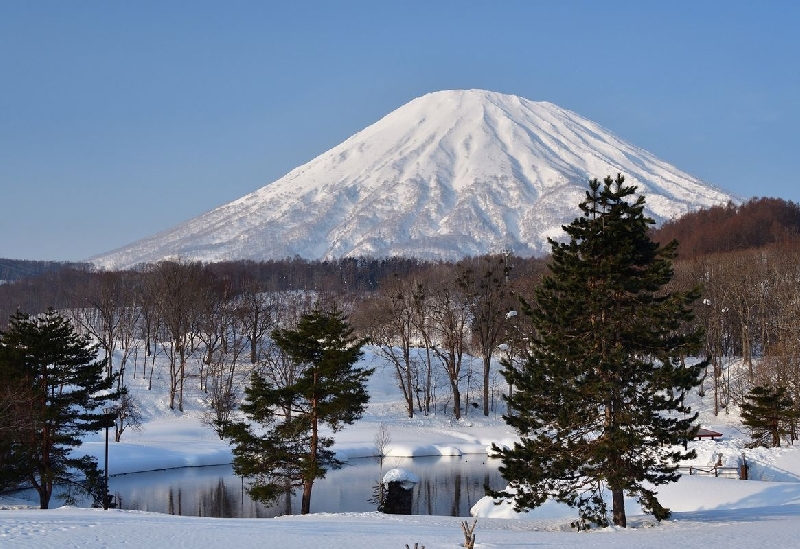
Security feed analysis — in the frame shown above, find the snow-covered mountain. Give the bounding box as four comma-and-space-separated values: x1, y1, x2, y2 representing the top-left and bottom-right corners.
90, 89, 735, 270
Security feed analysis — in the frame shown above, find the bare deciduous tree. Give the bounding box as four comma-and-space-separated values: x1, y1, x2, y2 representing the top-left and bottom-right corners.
457, 255, 512, 416
202, 298, 248, 439
151, 261, 209, 411
427, 271, 470, 419
113, 391, 144, 442
238, 278, 276, 364
355, 275, 419, 418
373, 423, 392, 464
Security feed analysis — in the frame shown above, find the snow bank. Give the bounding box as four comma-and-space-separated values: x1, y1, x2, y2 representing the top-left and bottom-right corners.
382, 468, 420, 489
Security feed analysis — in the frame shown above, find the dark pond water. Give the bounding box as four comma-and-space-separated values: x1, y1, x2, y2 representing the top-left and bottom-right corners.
11, 456, 505, 518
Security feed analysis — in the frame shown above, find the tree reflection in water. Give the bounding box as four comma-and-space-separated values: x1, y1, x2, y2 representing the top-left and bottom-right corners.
14, 457, 504, 518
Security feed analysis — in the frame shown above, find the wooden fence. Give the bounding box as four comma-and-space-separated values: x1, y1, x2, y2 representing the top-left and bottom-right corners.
679, 465, 744, 480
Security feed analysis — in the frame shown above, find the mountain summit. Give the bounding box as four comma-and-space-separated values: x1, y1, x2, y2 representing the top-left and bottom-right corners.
91, 89, 734, 270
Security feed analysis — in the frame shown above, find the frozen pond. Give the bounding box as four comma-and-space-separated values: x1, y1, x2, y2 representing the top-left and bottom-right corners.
9, 456, 505, 518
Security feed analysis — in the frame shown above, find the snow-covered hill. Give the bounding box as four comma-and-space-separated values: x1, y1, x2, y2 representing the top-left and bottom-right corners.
90, 90, 735, 270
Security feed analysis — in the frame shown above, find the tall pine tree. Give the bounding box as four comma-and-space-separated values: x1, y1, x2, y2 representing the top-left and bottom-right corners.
493, 175, 706, 528
229, 306, 373, 515
0, 309, 117, 508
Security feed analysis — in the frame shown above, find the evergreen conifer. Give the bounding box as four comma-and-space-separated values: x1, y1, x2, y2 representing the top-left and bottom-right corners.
741, 385, 796, 447
0, 309, 117, 508
493, 175, 706, 528
229, 306, 372, 514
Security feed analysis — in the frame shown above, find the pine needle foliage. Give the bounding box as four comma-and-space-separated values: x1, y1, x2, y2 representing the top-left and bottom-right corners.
229, 305, 373, 515
0, 309, 117, 508
741, 385, 796, 448
492, 175, 706, 528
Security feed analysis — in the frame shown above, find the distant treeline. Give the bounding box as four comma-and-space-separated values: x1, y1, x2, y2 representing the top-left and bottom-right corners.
0, 259, 91, 283
651, 197, 800, 259
0, 254, 548, 325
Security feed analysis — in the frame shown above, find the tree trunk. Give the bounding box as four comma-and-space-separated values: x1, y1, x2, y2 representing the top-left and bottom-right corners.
39, 489, 50, 510
451, 379, 462, 420
483, 355, 491, 416
742, 324, 752, 379
424, 347, 433, 414
304, 413, 316, 515
304, 373, 318, 515
447, 350, 462, 420
179, 347, 186, 412
713, 357, 720, 416
40, 422, 53, 509
404, 346, 414, 419
282, 479, 293, 515
301, 479, 313, 515
772, 418, 781, 447
168, 343, 177, 410
148, 353, 155, 391
612, 488, 626, 527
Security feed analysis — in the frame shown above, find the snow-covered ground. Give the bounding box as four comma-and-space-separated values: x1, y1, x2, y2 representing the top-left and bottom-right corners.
3, 349, 800, 548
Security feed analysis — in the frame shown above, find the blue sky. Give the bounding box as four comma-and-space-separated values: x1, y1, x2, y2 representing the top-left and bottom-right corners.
2, 1, 799, 261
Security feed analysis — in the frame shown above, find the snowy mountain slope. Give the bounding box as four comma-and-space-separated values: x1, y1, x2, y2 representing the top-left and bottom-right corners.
90, 89, 735, 270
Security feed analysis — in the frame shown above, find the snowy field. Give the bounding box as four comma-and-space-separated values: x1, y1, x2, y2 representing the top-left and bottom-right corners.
3, 349, 800, 548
